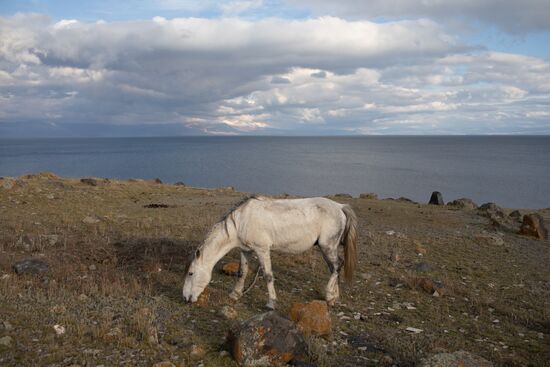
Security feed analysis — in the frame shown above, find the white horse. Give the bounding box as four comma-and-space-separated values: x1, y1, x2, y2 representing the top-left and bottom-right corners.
182, 196, 357, 309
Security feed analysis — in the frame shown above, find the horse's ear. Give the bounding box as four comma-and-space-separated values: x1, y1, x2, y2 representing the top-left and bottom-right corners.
195, 249, 201, 258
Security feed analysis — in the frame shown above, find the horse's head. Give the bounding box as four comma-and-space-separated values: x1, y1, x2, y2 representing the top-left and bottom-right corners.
182, 248, 211, 303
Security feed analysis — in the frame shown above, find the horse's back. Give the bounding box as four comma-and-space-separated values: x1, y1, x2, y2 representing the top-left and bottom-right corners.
237, 197, 346, 253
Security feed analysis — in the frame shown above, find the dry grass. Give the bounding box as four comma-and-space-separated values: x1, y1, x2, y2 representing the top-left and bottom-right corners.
0, 174, 549, 366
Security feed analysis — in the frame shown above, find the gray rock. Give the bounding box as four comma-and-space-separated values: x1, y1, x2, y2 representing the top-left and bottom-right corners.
509, 210, 522, 221
227, 311, 307, 367
3, 321, 14, 331
478, 203, 505, 218
41, 234, 60, 247
1, 178, 16, 190
80, 178, 99, 186
334, 193, 353, 198
419, 350, 493, 367
13, 259, 49, 274
174, 181, 186, 186
414, 262, 433, 273
359, 192, 378, 199
447, 198, 477, 210
429, 192, 444, 205
83, 216, 100, 224
0, 336, 13, 347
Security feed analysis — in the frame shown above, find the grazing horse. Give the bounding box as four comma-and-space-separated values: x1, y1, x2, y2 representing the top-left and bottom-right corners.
182, 196, 357, 309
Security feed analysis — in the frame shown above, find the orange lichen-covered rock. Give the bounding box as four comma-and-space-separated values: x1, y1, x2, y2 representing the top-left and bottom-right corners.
520, 214, 548, 240
289, 300, 332, 336
227, 311, 306, 367
195, 287, 210, 307
222, 262, 240, 276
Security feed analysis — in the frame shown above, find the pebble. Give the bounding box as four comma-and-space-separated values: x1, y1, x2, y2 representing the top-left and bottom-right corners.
0, 336, 13, 347
82, 216, 100, 224
405, 327, 423, 333
54, 324, 66, 335
3, 321, 13, 331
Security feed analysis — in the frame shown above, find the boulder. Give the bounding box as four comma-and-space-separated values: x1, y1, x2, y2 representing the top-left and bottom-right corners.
13, 259, 49, 274
227, 311, 307, 367
447, 198, 477, 210
478, 203, 505, 218
154, 178, 163, 184
289, 300, 332, 336
80, 178, 99, 186
396, 197, 417, 204
509, 210, 522, 220
419, 350, 493, 367
520, 214, 548, 240
429, 192, 444, 205
334, 193, 353, 199
359, 192, 378, 200
222, 262, 240, 276
174, 182, 186, 186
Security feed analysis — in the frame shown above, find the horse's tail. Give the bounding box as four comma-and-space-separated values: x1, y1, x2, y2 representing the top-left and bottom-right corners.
341, 204, 358, 282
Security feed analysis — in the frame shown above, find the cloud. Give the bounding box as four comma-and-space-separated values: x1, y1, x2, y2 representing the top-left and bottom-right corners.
0, 13, 549, 136
287, 0, 550, 33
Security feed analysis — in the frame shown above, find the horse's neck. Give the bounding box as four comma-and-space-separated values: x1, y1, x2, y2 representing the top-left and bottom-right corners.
201, 228, 238, 269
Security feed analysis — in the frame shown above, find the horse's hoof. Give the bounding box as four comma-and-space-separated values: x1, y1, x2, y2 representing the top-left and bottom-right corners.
229, 291, 242, 301
266, 299, 276, 310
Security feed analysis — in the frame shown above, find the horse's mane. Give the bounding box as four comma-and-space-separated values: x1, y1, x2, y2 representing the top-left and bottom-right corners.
220, 195, 258, 222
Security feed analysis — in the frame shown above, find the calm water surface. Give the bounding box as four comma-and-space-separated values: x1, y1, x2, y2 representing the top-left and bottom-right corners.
1, 136, 549, 208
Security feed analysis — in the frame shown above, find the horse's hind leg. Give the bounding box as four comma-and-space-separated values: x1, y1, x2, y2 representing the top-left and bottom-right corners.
255, 249, 277, 310
318, 241, 342, 306
230, 251, 250, 301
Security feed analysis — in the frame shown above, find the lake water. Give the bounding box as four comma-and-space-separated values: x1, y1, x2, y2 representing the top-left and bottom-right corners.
1, 136, 549, 208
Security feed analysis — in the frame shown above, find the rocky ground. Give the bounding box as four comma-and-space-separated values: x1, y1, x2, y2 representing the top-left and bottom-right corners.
0, 173, 549, 367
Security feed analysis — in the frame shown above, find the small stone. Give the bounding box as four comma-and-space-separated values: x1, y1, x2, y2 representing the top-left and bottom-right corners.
78, 294, 88, 301
389, 249, 400, 262
195, 287, 209, 307
13, 259, 49, 274
509, 210, 522, 220
3, 321, 13, 331
0, 336, 13, 347
190, 344, 206, 358
88, 264, 97, 271
414, 241, 427, 255
414, 262, 432, 272
419, 351, 493, 367
83, 216, 100, 224
46, 194, 55, 200
154, 178, 163, 184
359, 192, 378, 200
41, 234, 60, 246
152, 362, 176, 367
406, 327, 423, 333
53, 324, 66, 335
220, 305, 238, 320
222, 262, 240, 276
174, 182, 186, 186
429, 191, 444, 205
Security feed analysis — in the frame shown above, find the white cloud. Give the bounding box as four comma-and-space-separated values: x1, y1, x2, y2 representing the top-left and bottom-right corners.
0, 13, 549, 135
287, 0, 550, 33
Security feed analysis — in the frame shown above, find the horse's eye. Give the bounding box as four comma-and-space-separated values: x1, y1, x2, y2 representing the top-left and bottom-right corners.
188, 272, 193, 276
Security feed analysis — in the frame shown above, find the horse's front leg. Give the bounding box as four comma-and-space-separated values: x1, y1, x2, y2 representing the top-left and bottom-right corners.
256, 249, 277, 310
229, 251, 250, 301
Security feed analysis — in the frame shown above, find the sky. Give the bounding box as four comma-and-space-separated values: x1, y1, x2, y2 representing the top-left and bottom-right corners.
1, 0, 549, 136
